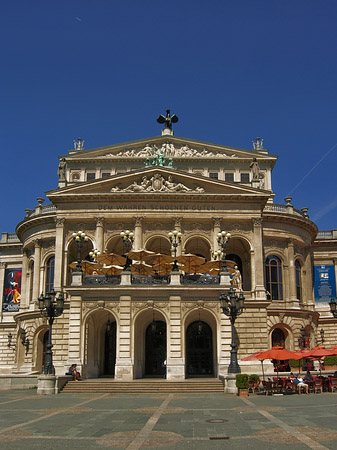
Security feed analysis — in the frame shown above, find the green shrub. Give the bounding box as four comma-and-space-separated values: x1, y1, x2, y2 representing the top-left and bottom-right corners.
236, 374, 249, 389
324, 356, 337, 366
249, 374, 260, 382
289, 359, 303, 367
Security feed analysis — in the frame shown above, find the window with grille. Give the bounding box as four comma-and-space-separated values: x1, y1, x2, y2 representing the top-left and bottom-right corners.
295, 260, 302, 302
240, 173, 250, 183
87, 173, 96, 181
45, 256, 55, 293
265, 255, 283, 300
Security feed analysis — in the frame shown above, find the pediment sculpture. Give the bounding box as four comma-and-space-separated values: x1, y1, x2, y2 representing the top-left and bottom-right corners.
104, 143, 236, 159
110, 174, 205, 193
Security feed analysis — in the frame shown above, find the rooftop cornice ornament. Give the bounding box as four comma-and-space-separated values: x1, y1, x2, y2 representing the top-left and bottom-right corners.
73, 137, 85, 150
157, 109, 178, 136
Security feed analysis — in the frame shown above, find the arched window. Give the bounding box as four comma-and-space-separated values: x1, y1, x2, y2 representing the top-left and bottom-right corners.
295, 260, 302, 302
265, 255, 283, 300
45, 256, 55, 293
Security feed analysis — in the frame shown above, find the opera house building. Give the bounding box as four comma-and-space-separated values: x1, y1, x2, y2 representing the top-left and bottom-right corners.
1, 117, 336, 389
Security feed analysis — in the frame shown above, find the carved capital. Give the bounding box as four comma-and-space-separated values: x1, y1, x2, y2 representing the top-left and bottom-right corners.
133, 216, 144, 227
0, 262, 7, 269
212, 217, 221, 228
33, 239, 42, 249
252, 217, 263, 227
173, 217, 182, 227
55, 217, 65, 227
95, 217, 105, 227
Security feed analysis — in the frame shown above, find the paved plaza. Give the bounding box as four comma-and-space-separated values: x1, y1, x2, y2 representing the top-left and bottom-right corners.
0, 388, 337, 449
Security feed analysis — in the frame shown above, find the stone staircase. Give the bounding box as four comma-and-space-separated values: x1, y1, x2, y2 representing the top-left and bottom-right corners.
61, 378, 224, 394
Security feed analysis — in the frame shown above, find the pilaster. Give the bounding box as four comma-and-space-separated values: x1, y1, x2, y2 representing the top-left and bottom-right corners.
252, 218, 266, 299
212, 218, 221, 253
133, 217, 143, 250
20, 251, 29, 309
173, 217, 182, 256
54, 218, 65, 292
95, 217, 104, 252
115, 294, 133, 380
32, 240, 41, 302
287, 239, 299, 308
67, 294, 83, 368
167, 295, 184, 380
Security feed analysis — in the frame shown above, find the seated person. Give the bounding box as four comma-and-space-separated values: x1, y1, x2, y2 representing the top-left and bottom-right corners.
304, 370, 314, 383
293, 375, 309, 394
68, 364, 81, 381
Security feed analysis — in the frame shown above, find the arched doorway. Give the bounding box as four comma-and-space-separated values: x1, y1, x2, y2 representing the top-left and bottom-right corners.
186, 321, 213, 377
85, 311, 117, 378
145, 321, 166, 377
104, 320, 116, 376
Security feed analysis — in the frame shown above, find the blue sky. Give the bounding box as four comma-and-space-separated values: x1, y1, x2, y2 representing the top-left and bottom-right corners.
1, 0, 337, 232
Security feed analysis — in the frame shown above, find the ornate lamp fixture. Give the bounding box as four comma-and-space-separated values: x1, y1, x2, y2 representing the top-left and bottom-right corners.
89, 248, 101, 262
72, 230, 89, 271
7, 329, 30, 355
120, 230, 134, 270
329, 297, 337, 318
320, 328, 325, 345
217, 231, 231, 273
168, 229, 182, 272
38, 289, 65, 375
219, 287, 245, 373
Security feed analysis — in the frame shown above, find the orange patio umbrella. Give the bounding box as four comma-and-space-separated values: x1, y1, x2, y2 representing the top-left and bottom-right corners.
258, 346, 301, 379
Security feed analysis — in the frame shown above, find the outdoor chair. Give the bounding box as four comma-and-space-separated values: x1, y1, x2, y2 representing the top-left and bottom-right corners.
262, 380, 273, 395
313, 378, 323, 394
329, 377, 337, 393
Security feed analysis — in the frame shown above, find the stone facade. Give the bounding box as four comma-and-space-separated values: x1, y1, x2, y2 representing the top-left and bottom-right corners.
0, 133, 336, 380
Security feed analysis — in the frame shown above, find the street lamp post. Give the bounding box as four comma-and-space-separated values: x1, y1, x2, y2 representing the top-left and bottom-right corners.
329, 297, 337, 318
220, 287, 245, 373
72, 230, 89, 271
38, 290, 65, 375
120, 230, 134, 270
168, 230, 182, 272
217, 231, 231, 273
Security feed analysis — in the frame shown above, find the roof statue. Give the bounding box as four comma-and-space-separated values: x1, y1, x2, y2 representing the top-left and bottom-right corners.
252, 137, 263, 150
73, 137, 85, 150
157, 109, 178, 132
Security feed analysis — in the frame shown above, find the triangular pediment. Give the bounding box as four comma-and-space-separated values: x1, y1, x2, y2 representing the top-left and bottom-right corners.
47, 167, 270, 202
63, 135, 276, 164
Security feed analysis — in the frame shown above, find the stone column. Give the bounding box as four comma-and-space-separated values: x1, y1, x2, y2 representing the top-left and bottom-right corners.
167, 295, 184, 380
32, 240, 42, 301
115, 294, 133, 380
252, 218, 266, 299
173, 217, 182, 256
54, 218, 65, 292
287, 239, 299, 307
67, 294, 82, 368
304, 250, 314, 308
20, 250, 29, 309
133, 217, 143, 251
0, 262, 6, 319
212, 218, 221, 254
63, 250, 68, 287
95, 217, 104, 252
250, 249, 256, 293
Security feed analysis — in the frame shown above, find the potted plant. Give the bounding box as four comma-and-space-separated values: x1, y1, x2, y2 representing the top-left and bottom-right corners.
289, 359, 303, 372
236, 374, 249, 396
323, 356, 337, 371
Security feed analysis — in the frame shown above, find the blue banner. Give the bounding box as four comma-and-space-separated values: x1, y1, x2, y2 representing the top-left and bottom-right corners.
314, 265, 336, 303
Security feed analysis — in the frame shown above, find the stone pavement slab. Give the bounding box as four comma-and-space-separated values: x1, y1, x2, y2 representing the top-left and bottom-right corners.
0, 390, 336, 449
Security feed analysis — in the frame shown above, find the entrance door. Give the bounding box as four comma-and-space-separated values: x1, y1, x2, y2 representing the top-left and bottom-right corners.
104, 321, 116, 376
186, 321, 213, 377
145, 321, 166, 377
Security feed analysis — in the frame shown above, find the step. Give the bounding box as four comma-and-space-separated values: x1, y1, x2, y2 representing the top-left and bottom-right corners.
61, 379, 224, 393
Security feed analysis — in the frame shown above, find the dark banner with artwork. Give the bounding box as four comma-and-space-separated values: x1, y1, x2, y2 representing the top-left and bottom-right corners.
2, 269, 21, 311
314, 265, 336, 303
